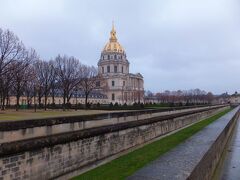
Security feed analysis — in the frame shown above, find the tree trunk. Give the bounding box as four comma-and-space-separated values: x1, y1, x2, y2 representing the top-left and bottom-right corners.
85, 93, 88, 109
1, 93, 6, 110
6, 94, 9, 107
16, 95, 20, 111
63, 91, 66, 111
38, 95, 41, 109
44, 94, 47, 111
34, 95, 36, 112
52, 93, 55, 104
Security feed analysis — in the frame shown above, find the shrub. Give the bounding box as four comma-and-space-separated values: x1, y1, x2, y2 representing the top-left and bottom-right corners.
133, 102, 138, 106
65, 102, 72, 109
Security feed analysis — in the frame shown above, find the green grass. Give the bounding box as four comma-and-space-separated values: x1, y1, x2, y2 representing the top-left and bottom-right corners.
0, 109, 113, 121
72, 108, 232, 180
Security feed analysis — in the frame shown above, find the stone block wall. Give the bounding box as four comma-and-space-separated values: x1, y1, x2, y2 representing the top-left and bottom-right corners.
0, 106, 228, 180
187, 107, 239, 180
0, 106, 219, 144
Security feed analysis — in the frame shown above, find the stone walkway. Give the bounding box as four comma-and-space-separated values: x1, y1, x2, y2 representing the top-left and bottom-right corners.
127, 107, 239, 180
219, 117, 240, 180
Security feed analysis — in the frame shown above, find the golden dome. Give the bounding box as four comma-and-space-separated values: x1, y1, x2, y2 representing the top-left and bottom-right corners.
102, 23, 125, 53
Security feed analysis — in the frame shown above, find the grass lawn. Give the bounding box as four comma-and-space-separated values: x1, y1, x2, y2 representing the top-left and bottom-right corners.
72, 108, 232, 180
0, 109, 114, 121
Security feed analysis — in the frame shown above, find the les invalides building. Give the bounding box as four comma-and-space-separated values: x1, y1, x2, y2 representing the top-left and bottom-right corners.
98, 24, 144, 104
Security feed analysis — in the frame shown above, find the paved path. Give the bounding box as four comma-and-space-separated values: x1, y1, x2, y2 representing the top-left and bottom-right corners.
127, 108, 239, 180
218, 117, 240, 180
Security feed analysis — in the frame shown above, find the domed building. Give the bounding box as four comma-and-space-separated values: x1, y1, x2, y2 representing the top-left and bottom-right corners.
98, 24, 144, 104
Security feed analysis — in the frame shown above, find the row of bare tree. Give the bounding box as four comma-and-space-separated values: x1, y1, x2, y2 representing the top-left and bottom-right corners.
0, 28, 100, 111
145, 89, 215, 104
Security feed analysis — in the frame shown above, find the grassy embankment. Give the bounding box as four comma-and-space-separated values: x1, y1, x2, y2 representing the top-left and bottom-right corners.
72, 108, 232, 180
0, 110, 108, 121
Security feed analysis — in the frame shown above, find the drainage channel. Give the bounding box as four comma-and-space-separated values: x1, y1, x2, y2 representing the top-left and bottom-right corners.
214, 117, 240, 180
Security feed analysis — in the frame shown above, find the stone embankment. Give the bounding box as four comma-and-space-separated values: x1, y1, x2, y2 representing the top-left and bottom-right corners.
128, 106, 239, 180
0, 105, 228, 179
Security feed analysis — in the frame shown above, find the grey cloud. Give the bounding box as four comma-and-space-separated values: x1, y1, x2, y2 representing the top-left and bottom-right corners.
1, 0, 240, 94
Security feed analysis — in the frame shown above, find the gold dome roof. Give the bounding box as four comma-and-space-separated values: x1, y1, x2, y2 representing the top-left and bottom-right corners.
102, 23, 125, 53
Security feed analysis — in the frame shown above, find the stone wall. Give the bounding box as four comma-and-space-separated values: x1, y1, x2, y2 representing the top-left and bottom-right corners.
0, 105, 224, 144
0, 105, 228, 180
188, 107, 239, 180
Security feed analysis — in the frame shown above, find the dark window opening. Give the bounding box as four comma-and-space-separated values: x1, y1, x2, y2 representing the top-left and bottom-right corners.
96, 81, 100, 87
107, 66, 110, 73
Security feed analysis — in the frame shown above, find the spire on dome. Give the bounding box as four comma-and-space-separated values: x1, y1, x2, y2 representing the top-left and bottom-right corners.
102, 22, 124, 53
112, 20, 115, 31
110, 21, 117, 42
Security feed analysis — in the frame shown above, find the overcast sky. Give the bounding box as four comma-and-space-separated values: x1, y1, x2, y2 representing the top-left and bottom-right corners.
1, 0, 240, 94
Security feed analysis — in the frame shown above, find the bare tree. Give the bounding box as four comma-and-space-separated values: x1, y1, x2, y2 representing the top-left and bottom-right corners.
0, 28, 24, 76
54, 55, 81, 110
79, 65, 98, 109
49, 61, 57, 105
34, 61, 44, 108
206, 92, 214, 104
25, 65, 37, 108
13, 49, 37, 111
0, 28, 25, 110
34, 59, 55, 110
0, 67, 14, 109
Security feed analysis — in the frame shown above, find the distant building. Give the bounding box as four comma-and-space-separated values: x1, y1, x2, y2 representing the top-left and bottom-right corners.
229, 92, 240, 104
98, 24, 144, 104
4, 24, 144, 107
6, 90, 108, 107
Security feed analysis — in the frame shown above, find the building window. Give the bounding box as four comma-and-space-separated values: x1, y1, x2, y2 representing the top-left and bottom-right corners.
96, 81, 100, 87
114, 54, 117, 59
112, 93, 115, 101
112, 81, 115, 86
122, 66, 123, 73
107, 66, 110, 73
108, 55, 110, 59
123, 81, 125, 86
114, 66, 117, 73
102, 67, 104, 73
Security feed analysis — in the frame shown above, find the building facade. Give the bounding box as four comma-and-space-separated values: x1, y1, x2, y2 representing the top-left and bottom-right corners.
98, 24, 144, 104
6, 91, 108, 107
229, 92, 240, 104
